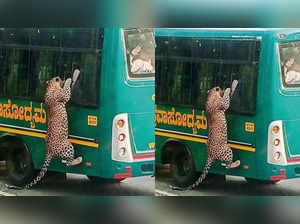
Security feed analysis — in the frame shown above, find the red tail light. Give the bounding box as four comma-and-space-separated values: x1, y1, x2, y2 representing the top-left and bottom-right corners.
273, 139, 280, 146
118, 133, 126, 142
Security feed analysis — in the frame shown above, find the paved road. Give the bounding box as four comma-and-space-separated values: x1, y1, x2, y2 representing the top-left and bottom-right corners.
156, 165, 300, 196
0, 169, 154, 196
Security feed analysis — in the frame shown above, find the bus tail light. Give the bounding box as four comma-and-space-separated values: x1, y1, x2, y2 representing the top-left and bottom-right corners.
117, 119, 125, 128
118, 147, 127, 157
267, 121, 288, 165
273, 139, 280, 147
274, 151, 281, 160
118, 133, 126, 142
272, 125, 280, 134
112, 113, 133, 162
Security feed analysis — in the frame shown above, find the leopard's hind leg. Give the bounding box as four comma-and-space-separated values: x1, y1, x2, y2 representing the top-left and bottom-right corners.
59, 140, 82, 166
222, 146, 240, 169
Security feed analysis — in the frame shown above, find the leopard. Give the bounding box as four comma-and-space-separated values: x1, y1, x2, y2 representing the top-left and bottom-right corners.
24, 76, 82, 188
171, 80, 241, 191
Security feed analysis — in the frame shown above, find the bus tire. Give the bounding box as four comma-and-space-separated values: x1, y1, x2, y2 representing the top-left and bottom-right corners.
87, 176, 125, 183
7, 147, 36, 187
171, 145, 201, 188
245, 178, 279, 185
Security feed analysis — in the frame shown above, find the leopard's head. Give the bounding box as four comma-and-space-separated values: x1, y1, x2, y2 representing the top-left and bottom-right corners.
207, 87, 223, 100
206, 87, 223, 112
46, 76, 63, 91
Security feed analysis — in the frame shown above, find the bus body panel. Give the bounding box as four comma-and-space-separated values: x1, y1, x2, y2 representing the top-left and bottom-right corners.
95, 28, 155, 178
0, 28, 154, 180
155, 28, 300, 181
256, 32, 300, 180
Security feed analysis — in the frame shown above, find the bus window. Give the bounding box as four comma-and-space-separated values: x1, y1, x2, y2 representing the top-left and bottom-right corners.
0, 48, 9, 97
69, 52, 100, 107
279, 41, 300, 88
6, 48, 30, 98
30, 28, 61, 47
62, 29, 101, 49
3, 28, 29, 45
0, 28, 104, 107
156, 36, 260, 115
124, 28, 155, 79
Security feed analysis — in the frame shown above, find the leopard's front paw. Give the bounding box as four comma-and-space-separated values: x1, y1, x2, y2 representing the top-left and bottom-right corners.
224, 88, 231, 96
65, 78, 72, 87
72, 69, 80, 88
232, 79, 238, 89
231, 80, 238, 95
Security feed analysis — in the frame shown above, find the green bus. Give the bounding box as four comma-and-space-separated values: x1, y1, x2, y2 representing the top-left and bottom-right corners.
155, 28, 300, 187
0, 28, 155, 186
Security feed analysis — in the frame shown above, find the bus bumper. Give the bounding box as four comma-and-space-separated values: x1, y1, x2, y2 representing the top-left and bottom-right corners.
266, 163, 300, 181
113, 160, 155, 179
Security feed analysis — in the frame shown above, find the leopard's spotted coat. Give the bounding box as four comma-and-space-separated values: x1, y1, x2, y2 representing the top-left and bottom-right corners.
171, 80, 240, 191
26, 77, 78, 188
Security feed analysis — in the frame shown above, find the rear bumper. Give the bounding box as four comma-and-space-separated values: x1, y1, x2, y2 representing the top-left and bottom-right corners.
263, 163, 300, 181
113, 159, 155, 179
280, 163, 300, 179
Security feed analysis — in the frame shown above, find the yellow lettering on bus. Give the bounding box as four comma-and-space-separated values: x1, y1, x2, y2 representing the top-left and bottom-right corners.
0, 99, 47, 128
155, 106, 208, 134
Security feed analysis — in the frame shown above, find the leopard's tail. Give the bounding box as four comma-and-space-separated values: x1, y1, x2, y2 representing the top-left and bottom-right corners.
25, 153, 53, 189
170, 157, 214, 191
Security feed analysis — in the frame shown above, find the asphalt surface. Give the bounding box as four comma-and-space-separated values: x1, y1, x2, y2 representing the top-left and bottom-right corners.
155, 165, 300, 196
0, 167, 154, 196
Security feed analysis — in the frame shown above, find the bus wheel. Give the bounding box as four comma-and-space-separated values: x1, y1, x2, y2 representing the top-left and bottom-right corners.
245, 178, 279, 185
87, 176, 125, 183
171, 146, 200, 188
7, 147, 35, 187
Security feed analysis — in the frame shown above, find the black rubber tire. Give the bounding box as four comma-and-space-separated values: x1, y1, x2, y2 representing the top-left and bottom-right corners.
245, 178, 279, 185
7, 148, 36, 187
171, 146, 201, 188
87, 176, 125, 183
